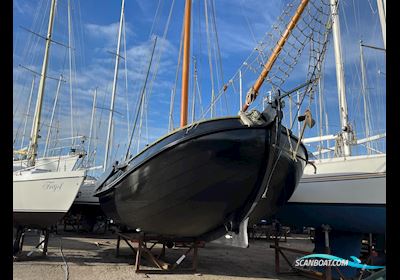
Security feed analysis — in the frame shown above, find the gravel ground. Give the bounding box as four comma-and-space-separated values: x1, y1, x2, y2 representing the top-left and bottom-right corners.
13, 230, 314, 280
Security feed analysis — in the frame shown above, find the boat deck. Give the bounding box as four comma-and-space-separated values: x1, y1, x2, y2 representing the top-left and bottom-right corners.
13, 230, 311, 280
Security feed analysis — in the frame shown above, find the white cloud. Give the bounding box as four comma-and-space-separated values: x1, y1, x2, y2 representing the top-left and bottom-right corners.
84, 21, 135, 46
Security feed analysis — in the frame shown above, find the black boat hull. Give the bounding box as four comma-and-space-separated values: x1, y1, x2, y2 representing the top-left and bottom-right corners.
248, 142, 307, 225
97, 115, 307, 239
13, 211, 66, 229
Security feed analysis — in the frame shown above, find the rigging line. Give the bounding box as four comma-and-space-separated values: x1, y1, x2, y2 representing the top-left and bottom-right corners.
145, 96, 149, 149
13, 117, 25, 148
210, 0, 229, 116
137, 92, 146, 153
169, 8, 185, 131
39, 48, 69, 150
366, 60, 384, 141
168, 89, 175, 131
319, 63, 325, 138
197, 0, 203, 65
375, 56, 385, 139
20, 77, 36, 150
314, 83, 319, 141
149, 0, 163, 37
289, 84, 313, 132
145, 0, 175, 121
194, 69, 244, 123
209, 1, 220, 105
191, 56, 199, 122
68, 0, 74, 146
189, 4, 195, 121
123, 13, 131, 146
125, 37, 158, 161
93, 88, 103, 169
360, 45, 370, 139
13, 77, 29, 123
338, 1, 349, 34
14, 0, 47, 122
72, 2, 86, 142
21, 0, 48, 77
367, 0, 377, 14
239, 0, 258, 46
97, 88, 107, 142
351, 0, 360, 36
196, 71, 205, 118
76, 0, 87, 69
204, 0, 216, 118
21, 0, 44, 60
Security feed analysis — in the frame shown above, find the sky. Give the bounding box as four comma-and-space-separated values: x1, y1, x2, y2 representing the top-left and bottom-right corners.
13, 0, 386, 176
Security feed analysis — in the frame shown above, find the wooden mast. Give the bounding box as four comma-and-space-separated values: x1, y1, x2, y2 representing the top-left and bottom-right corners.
242, 0, 310, 112
180, 0, 192, 127
28, 0, 57, 165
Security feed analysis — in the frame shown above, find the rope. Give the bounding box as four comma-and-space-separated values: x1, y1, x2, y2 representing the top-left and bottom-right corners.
210, 0, 229, 116
59, 237, 69, 280
123, 13, 131, 146
125, 37, 158, 160
168, 19, 185, 132
204, 0, 216, 118
134, 0, 175, 148
187, 0, 333, 132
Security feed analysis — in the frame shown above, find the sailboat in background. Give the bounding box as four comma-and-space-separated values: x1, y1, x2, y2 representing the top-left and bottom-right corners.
13, 0, 87, 253
269, 0, 386, 235
251, 0, 386, 277
93, 0, 319, 246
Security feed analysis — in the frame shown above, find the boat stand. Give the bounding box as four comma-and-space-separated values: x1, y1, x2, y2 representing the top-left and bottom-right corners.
13, 227, 50, 259
270, 224, 347, 280
115, 231, 202, 273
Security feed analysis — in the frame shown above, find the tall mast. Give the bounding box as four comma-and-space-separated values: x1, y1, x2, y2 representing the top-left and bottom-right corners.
376, 0, 386, 49
104, 0, 125, 171
242, 0, 310, 112
28, 0, 57, 165
68, 0, 74, 146
330, 0, 351, 156
180, 0, 192, 127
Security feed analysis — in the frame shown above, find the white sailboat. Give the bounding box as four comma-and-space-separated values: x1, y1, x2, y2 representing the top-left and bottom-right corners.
275, 0, 386, 235
13, 0, 86, 231
260, 2, 386, 277
281, 153, 386, 233
13, 153, 82, 172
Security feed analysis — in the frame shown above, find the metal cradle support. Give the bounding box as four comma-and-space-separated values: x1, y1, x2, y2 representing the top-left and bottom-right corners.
13, 227, 50, 259
115, 231, 203, 274
270, 223, 348, 280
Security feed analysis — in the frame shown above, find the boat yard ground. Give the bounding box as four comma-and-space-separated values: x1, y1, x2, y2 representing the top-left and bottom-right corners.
13, 230, 312, 280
